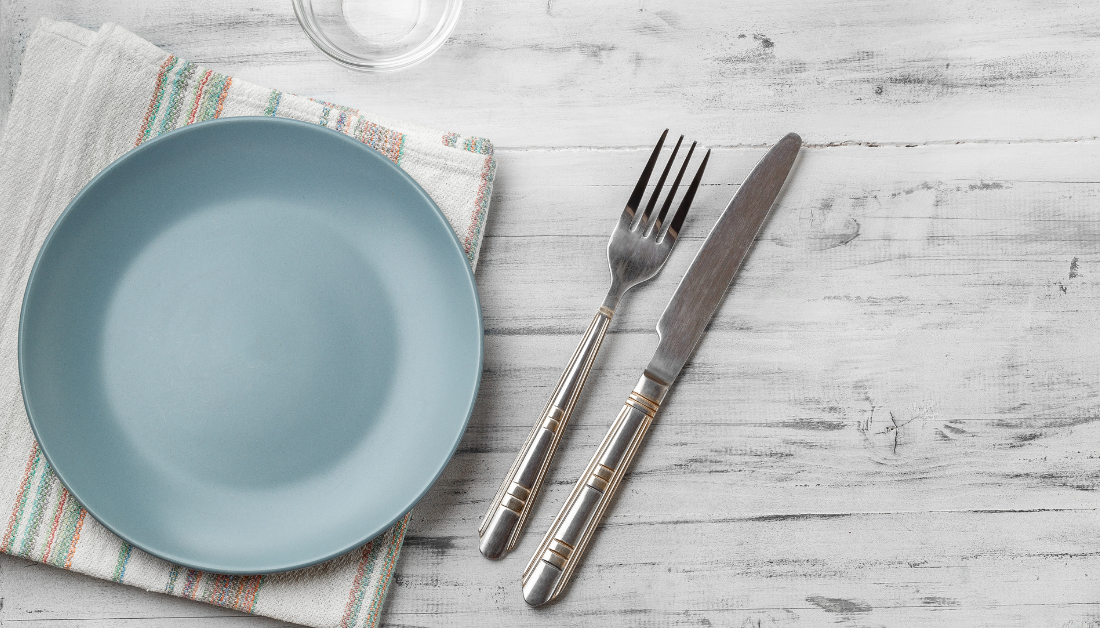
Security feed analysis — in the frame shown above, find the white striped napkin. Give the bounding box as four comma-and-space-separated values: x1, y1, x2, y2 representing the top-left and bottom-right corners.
0, 18, 495, 628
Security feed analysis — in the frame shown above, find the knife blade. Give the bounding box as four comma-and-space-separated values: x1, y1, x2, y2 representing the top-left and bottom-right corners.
521, 133, 801, 607
648, 131, 801, 385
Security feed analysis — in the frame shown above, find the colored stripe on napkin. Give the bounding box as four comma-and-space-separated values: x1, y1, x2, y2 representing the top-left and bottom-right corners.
0, 19, 495, 628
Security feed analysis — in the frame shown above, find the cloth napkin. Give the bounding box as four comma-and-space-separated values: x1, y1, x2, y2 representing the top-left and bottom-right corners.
0, 18, 495, 628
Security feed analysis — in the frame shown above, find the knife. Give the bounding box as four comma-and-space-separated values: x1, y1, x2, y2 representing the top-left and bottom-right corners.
520, 133, 801, 607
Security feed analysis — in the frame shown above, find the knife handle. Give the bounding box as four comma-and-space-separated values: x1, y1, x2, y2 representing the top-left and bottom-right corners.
521, 372, 669, 607
479, 307, 614, 559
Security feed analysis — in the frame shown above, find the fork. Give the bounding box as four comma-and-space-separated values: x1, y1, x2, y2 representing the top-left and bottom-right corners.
479, 130, 710, 559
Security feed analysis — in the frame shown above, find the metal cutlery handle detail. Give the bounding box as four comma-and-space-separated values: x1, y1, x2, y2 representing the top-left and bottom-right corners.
521, 372, 670, 606
479, 130, 709, 561
478, 307, 614, 559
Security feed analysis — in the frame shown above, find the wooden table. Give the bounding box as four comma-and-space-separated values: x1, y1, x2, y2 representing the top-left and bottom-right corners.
3, 0, 1100, 625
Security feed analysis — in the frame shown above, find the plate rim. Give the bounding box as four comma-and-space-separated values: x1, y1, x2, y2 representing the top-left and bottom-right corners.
17, 116, 484, 574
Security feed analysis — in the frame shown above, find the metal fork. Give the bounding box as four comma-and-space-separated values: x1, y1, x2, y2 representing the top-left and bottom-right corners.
479, 130, 710, 559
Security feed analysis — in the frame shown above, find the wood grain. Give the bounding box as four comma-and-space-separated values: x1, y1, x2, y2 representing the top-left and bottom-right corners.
3, 0, 1100, 147
3, 0, 1100, 626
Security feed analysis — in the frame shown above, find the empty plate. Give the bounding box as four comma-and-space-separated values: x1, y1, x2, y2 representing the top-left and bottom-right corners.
19, 116, 483, 573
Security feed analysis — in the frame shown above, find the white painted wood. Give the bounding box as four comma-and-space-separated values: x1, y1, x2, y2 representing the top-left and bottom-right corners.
4, 0, 1100, 626
3, 0, 1100, 146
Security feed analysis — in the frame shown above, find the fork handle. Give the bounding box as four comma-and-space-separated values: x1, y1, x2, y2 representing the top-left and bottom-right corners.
479, 306, 614, 559
521, 372, 669, 606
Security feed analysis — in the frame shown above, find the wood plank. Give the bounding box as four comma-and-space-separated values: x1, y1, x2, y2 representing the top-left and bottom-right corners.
480, 141, 1100, 335
386, 509, 1100, 627
3, 0, 1100, 146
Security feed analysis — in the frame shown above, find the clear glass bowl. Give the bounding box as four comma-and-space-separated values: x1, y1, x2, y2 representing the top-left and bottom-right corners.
292, 0, 462, 72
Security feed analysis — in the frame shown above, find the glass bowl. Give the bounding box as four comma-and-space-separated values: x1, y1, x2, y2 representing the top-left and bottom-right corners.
292, 0, 462, 72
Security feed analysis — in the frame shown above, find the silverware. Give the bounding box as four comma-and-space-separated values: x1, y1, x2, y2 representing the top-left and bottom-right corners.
479, 130, 710, 559
521, 133, 802, 606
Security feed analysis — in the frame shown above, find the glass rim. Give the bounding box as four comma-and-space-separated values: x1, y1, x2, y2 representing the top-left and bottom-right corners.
291, 0, 463, 72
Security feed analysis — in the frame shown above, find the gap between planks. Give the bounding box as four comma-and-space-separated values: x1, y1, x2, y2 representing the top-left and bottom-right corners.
496, 137, 1100, 152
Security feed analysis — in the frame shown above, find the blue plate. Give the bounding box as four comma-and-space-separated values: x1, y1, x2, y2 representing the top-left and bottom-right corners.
18, 117, 483, 574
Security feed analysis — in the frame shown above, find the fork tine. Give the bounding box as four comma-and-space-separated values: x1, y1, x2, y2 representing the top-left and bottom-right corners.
652, 141, 696, 234
638, 134, 684, 230
624, 129, 668, 220
664, 148, 710, 240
